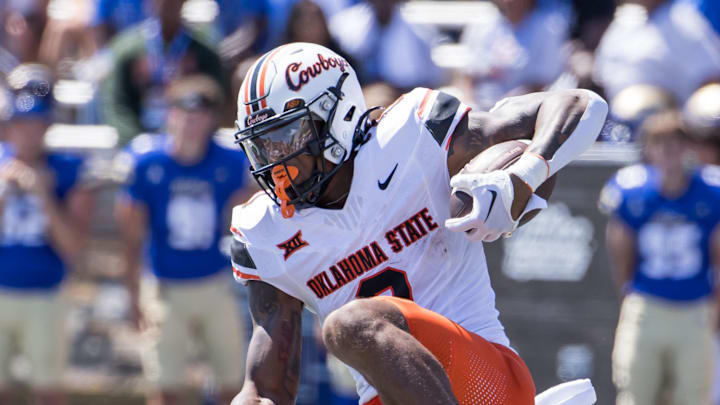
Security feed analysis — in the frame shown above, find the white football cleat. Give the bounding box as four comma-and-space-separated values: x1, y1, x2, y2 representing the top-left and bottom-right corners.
534, 379, 597, 405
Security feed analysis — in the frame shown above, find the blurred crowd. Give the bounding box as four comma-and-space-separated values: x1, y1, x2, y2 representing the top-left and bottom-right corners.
0, 0, 719, 404
1, 0, 719, 143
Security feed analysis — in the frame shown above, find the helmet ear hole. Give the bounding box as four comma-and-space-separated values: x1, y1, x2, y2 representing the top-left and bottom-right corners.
343, 106, 356, 122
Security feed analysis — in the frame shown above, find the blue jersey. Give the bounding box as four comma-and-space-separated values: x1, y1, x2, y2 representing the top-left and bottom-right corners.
600, 164, 720, 301
123, 135, 249, 280
0, 144, 84, 290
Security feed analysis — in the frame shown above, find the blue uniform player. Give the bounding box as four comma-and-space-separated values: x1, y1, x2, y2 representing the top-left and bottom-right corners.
115, 75, 252, 405
600, 110, 720, 405
0, 64, 94, 405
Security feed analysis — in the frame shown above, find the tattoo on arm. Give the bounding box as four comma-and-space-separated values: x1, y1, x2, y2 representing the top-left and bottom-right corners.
245, 281, 304, 402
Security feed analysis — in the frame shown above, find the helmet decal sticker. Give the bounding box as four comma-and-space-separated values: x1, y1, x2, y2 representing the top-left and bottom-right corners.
245, 108, 276, 127
286, 53, 349, 92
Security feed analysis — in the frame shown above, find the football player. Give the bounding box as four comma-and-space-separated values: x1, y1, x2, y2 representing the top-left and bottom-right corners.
115, 75, 252, 405
0, 64, 94, 405
600, 111, 720, 405
230, 43, 608, 405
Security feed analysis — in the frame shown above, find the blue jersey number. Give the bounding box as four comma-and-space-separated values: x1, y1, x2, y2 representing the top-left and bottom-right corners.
1, 194, 47, 246
638, 222, 702, 280
166, 193, 216, 250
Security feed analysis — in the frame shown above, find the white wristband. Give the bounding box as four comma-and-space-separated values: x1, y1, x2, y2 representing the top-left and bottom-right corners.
507, 153, 549, 191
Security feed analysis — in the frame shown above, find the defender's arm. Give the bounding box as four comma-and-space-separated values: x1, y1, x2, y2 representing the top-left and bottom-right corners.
233, 280, 304, 405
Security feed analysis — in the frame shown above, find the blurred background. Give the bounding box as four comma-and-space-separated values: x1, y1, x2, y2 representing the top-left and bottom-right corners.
0, 0, 719, 404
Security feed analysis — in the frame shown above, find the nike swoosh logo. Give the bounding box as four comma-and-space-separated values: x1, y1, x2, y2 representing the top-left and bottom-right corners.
485, 190, 497, 221
378, 164, 398, 190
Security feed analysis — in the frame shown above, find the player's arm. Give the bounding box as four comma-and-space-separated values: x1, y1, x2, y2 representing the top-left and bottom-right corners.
115, 198, 148, 330
449, 89, 606, 184
444, 90, 607, 240
605, 218, 636, 298
233, 280, 304, 405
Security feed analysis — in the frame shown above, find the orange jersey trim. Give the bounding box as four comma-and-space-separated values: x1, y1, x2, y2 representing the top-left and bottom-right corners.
233, 267, 260, 280
444, 106, 472, 151
417, 89, 433, 119
378, 95, 405, 122
364, 397, 382, 405
229, 226, 243, 237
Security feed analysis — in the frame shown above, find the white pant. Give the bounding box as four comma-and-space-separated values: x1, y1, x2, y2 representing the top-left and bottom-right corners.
0, 288, 66, 389
141, 272, 245, 390
612, 293, 714, 405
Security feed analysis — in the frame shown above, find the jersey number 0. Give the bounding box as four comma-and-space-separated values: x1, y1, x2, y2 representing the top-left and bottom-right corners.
356, 267, 414, 300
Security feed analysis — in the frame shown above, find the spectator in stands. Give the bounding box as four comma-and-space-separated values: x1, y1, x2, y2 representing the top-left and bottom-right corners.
593, 0, 720, 108
115, 74, 250, 405
91, 0, 149, 49
284, 0, 354, 66
569, 0, 614, 52
329, 0, 443, 90
690, 0, 720, 35
685, 83, 720, 165
599, 110, 720, 405
102, 0, 228, 145
461, 0, 570, 110
37, 0, 97, 71
216, 0, 269, 68
0, 64, 93, 405
0, 0, 48, 76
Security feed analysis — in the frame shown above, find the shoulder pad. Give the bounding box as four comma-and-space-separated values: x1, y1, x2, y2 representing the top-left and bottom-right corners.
230, 192, 276, 243
230, 237, 256, 270
377, 88, 469, 150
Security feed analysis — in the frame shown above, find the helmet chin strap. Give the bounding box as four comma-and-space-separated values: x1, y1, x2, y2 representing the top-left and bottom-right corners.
271, 165, 299, 218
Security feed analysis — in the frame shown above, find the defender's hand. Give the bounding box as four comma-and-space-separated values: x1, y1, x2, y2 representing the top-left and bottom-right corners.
445, 170, 547, 242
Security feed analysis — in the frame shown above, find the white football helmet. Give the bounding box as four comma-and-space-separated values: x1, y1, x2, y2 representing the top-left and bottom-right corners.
234, 42, 369, 218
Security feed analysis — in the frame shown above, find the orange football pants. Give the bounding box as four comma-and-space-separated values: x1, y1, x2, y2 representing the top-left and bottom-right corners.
365, 296, 535, 405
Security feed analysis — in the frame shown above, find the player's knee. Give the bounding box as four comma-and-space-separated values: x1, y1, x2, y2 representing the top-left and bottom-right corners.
322, 299, 390, 356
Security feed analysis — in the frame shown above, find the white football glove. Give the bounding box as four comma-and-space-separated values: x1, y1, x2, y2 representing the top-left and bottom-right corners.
445, 170, 548, 242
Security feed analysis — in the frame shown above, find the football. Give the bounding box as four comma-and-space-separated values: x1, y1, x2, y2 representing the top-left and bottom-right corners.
449, 140, 557, 226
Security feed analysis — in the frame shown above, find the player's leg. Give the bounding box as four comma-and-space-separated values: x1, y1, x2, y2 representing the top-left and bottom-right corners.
669, 301, 713, 405
612, 293, 664, 405
22, 291, 67, 405
322, 298, 459, 405
196, 275, 245, 404
323, 296, 535, 405
375, 296, 535, 405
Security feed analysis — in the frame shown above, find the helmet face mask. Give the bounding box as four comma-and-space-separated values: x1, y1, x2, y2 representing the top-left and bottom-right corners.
235, 79, 347, 216
234, 43, 368, 217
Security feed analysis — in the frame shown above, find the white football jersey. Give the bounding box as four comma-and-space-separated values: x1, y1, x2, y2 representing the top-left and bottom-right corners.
230, 88, 510, 404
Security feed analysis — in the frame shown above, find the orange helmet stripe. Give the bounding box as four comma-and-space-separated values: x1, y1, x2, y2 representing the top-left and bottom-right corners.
241, 57, 264, 115
258, 44, 289, 109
